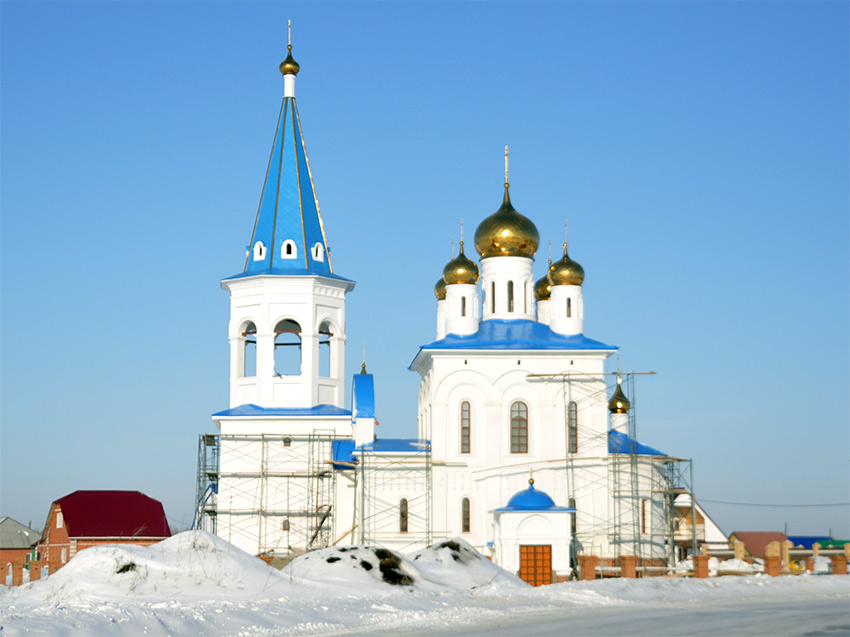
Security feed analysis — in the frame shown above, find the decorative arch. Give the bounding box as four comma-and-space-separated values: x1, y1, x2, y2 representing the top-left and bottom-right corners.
238, 320, 257, 378
274, 319, 301, 375
317, 318, 337, 378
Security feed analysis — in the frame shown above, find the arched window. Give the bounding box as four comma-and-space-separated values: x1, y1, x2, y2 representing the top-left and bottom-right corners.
282, 519, 290, 531
569, 497, 577, 535
567, 297, 572, 318
252, 241, 266, 261
568, 401, 578, 453
281, 239, 297, 259
460, 401, 471, 454
274, 319, 301, 375
491, 282, 496, 313
507, 281, 514, 312
399, 499, 409, 533
461, 498, 470, 533
461, 296, 467, 317
510, 401, 528, 453
318, 320, 333, 378
312, 242, 325, 262
238, 321, 257, 378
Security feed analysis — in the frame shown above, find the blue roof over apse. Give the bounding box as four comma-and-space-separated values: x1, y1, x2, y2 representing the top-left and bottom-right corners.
332, 440, 357, 470
357, 438, 431, 454
212, 404, 352, 418
495, 482, 576, 512
608, 430, 667, 456
352, 373, 375, 419
231, 88, 335, 279
413, 320, 617, 358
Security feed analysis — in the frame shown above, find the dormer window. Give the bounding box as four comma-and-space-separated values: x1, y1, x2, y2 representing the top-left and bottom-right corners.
281, 239, 297, 259
311, 242, 325, 262
253, 241, 266, 261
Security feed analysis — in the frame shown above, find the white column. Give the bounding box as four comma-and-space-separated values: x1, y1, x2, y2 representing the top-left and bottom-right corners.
445, 283, 479, 335
549, 285, 583, 335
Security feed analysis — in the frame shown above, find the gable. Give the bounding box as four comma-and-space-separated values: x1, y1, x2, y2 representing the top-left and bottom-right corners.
54, 491, 171, 539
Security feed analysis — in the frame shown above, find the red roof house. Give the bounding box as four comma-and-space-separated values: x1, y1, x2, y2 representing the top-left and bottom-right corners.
728, 531, 790, 558
35, 490, 171, 578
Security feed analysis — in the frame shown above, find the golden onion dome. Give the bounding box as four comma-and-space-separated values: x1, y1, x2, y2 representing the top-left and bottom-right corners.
279, 45, 300, 76
442, 241, 480, 285
474, 186, 539, 259
548, 242, 585, 286
608, 377, 631, 414
434, 276, 447, 301
534, 263, 552, 301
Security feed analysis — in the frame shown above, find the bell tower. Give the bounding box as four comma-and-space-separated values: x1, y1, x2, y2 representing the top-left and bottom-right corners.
221, 42, 355, 409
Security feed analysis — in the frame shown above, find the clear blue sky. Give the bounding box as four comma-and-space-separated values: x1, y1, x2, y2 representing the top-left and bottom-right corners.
2, 2, 848, 538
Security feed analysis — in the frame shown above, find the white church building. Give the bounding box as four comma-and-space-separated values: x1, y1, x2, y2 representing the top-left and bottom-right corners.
195, 44, 699, 584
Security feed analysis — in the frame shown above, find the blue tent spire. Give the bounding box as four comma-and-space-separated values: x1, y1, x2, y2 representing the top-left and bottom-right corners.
241, 47, 334, 277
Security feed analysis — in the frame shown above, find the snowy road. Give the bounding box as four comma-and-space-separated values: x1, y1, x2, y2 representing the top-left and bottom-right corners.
358, 598, 850, 637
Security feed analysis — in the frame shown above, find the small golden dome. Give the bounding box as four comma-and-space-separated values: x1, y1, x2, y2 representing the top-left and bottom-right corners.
279, 45, 300, 76
608, 377, 631, 414
474, 186, 539, 259
548, 242, 584, 286
434, 276, 447, 301
534, 267, 551, 301
442, 241, 480, 285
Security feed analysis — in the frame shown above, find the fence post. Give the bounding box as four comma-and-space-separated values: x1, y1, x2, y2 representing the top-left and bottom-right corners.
692, 555, 709, 578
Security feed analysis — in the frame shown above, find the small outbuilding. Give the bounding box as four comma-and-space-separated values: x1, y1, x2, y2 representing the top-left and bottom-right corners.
493, 477, 575, 586
35, 490, 171, 577
728, 531, 790, 559
0, 517, 41, 586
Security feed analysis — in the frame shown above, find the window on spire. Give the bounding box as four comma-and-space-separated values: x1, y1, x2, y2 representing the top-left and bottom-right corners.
567, 297, 572, 318
274, 319, 301, 376
510, 401, 528, 453
282, 240, 297, 259
239, 321, 257, 378
508, 281, 515, 312
312, 243, 325, 262
461, 296, 467, 317
253, 241, 266, 261
491, 282, 496, 314
568, 401, 578, 453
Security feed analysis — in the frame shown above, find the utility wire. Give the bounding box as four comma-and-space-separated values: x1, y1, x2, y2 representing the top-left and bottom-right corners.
700, 498, 849, 508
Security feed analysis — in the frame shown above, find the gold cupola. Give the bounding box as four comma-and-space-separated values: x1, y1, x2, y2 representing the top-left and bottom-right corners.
548, 242, 585, 287
442, 241, 480, 285
534, 259, 553, 301
279, 44, 300, 76
608, 376, 631, 414
474, 185, 540, 259
434, 276, 447, 301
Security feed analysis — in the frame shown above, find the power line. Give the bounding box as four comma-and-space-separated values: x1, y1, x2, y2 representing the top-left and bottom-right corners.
700, 498, 850, 508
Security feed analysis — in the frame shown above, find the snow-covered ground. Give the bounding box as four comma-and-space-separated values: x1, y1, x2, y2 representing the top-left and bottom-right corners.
1, 532, 847, 636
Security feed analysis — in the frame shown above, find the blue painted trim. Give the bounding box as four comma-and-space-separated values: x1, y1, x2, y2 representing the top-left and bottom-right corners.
213, 404, 352, 418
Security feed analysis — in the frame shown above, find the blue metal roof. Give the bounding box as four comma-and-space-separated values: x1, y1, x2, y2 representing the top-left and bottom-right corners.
357, 438, 430, 453
787, 535, 832, 549
331, 440, 357, 470
495, 482, 576, 512
231, 92, 336, 279
352, 373, 375, 419
213, 404, 351, 418
608, 430, 667, 456
414, 319, 617, 355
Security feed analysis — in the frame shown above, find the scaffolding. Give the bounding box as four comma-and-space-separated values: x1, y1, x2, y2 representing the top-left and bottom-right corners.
193, 431, 337, 556
358, 441, 432, 549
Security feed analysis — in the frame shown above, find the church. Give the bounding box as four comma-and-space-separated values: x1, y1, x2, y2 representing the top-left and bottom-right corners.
194, 42, 696, 585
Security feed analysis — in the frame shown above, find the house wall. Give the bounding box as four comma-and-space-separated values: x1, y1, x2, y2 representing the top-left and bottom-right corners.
1, 547, 34, 586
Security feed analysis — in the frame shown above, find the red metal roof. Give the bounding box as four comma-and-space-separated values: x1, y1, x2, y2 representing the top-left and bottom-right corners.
729, 531, 789, 558
54, 490, 171, 539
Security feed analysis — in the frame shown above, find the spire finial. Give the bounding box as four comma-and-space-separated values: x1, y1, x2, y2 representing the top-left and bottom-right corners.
288, 19, 292, 48
504, 145, 509, 187
564, 220, 568, 250
459, 219, 464, 251
529, 468, 534, 486
361, 341, 367, 374
451, 237, 455, 258
548, 239, 552, 265
280, 20, 300, 80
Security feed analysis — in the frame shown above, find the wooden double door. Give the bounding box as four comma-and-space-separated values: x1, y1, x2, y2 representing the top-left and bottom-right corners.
519, 544, 552, 586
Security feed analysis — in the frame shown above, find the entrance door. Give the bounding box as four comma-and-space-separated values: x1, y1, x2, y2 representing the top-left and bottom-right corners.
519, 545, 552, 586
